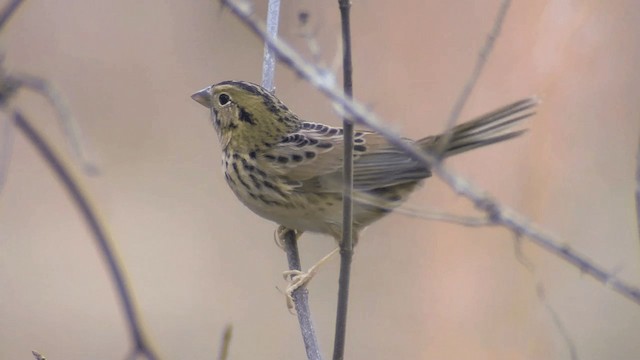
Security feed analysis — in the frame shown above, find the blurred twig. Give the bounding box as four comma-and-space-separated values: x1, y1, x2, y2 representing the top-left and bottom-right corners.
0, 109, 14, 192
333, 1, 354, 359
436, 0, 512, 155
536, 284, 579, 360
0, 0, 25, 32
512, 234, 578, 360
217, 325, 233, 360
1, 2, 156, 358
13, 111, 160, 360
12, 73, 99, 175
221, 0, 640, 305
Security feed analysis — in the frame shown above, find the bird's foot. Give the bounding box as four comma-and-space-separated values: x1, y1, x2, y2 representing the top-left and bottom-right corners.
274, 225, 302, 250
282, 247, 340, 311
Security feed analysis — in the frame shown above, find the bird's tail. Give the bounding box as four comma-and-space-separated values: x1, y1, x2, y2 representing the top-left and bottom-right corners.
417, 97, 538, 157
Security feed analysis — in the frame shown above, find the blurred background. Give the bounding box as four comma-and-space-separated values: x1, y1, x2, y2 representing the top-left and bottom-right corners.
1, 0, 639, 359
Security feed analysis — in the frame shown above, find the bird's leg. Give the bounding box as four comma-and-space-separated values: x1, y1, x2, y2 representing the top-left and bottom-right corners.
283, 247, 340, 309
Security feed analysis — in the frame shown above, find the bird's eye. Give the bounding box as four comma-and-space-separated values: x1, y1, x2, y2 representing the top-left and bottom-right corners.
218, 93, 231, 106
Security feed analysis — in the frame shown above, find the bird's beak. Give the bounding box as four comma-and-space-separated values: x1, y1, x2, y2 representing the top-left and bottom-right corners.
191, 86, 213, 107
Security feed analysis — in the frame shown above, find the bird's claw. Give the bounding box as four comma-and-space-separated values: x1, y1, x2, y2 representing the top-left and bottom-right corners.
282, 269, 313, 311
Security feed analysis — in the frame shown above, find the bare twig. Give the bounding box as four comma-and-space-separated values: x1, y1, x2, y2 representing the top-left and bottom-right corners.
220, 0, 640, 305
334, 1, 354, 359
0, 0, 25, 32
436, 0, 512, 155
512, 234, 578, 359
282, 229, 323, 360
537, 284, 579, 360
261, 0, 280, 92
260, 1, 322, 359
297, 11, 322, 63
12, 73, 99, 175
13, 111, 159, 360
636, 135, 640, 242
217, 325, 233, 360
0, 109, 14, 192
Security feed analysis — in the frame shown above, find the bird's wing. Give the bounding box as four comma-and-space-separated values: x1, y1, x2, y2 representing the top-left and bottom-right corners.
255, 123, 431, 192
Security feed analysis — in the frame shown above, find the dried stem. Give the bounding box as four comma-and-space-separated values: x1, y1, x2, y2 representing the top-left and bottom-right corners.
636, 135, 640, 242
217, 325, 233, 360
333, 1, 354, 359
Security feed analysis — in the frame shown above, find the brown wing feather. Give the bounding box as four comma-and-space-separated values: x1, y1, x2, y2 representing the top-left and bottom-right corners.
257, 125, 431, 193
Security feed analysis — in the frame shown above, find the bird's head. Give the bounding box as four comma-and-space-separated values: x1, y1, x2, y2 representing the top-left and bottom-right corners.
192, 81, 300, 151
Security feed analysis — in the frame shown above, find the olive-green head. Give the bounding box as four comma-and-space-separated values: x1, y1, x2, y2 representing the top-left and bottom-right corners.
192, 81, 301, 151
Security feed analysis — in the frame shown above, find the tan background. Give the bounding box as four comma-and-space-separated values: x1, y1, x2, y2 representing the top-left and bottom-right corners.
1, 0, 640, 359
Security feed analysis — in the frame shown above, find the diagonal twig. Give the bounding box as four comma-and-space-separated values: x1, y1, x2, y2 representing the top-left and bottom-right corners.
0, 0, 25, 32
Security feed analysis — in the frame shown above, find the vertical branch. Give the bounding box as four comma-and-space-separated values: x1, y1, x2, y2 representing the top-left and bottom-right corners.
0, 110, 15, 193
261, 0, 281, 91
260, 1, 322, 358
333, 0, 353, 359
217, 325, 233, 360
636, 135, 640, 242
282, 230, 323, 360
13, 111, 159, 360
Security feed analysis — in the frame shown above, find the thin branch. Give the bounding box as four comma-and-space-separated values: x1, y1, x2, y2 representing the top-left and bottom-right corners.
436, 0, 511, 155
512, 234, 578, 360
0, 0, 25, 32
333, 1, 354, 359
260, 1, 322, 358
297, 11, 322, 63
220, 0, 640, 305
261, 0, 280, 92
0, 109, 15, 192
537, 284, 579, 360
217, 325, 233, 360
636, 135, 640, 242
13, 73, 99, 175
13, 111, 160, 360
282, 229, 323, 360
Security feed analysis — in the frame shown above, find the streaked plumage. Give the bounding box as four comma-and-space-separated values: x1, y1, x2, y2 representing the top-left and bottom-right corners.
192, 80, 536, 243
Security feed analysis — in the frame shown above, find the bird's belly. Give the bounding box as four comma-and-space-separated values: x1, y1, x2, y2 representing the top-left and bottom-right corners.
231, 182, 343, 235
222, 154, 420, 237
